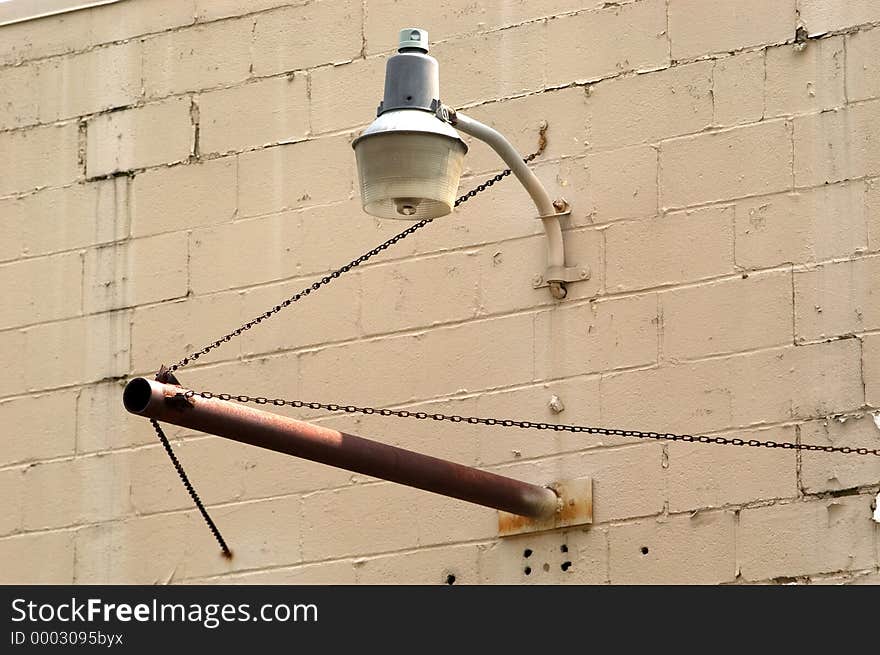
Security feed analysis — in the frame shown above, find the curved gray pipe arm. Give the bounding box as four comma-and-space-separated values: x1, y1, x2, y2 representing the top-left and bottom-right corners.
450, 110, 568, 299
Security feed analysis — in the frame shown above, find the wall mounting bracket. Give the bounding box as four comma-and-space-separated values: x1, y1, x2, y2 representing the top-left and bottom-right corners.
449, 110, 590, 300
498, 477, 593, 537
529, 202, 591, 293
533, 265, 591, 290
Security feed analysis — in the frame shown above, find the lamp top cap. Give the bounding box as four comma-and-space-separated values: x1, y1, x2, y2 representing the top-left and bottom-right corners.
398, 27, 428, 53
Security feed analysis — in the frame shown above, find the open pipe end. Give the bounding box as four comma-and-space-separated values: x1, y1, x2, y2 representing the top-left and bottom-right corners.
123, 377, 153, 414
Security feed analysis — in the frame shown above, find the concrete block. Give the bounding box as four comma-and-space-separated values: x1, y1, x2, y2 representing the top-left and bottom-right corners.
666, 427, 798, 512
846, 27, 880, 102
794, 256, 880, 341
82, 231, 189, 313
474, 376, 602, 466
738, 495, 877, 580
356, 543, 480, 585
0, 0, 194, 65
86, 97, 193, 176
131, 157, 236, 238
660, 119, 793, 208
0, 390, 77, 466
585, 61, 713, 150
11, 178, 130, 258
143, 17, 253, 97
22, 453, 133, 530
198, 74, 309, 154
479, 527, 608, 584
609, 510, 737, 584
799, 415, 880, 493
799, 0, 880, 35
661, 270, 794, 360
668, 0, 795, 59
606, 205, 735, 292
0, 251, 82, 329
359, 251, 480, 336
23, 311, 131, 392
251, 0, 363, 76
431, 21, 545, 107
0, 123, 80, 196
236, 135, 355, 218
0, 531, 75, 583
310, 57, 387, 135
765, 37, 845, 117
735, 182, 869, 269
713, 50, 765, 126
535, 293, 659, 378
794, 100, 880, 187
547, 0, 668, 86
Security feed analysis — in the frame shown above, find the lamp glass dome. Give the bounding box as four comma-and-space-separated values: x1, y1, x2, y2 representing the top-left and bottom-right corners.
355, 129, 466, 220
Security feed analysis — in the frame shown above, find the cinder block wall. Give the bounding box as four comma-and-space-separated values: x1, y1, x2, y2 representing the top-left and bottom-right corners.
1, 0, 878, 584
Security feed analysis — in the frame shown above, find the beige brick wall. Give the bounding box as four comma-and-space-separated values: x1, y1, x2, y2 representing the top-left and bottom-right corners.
1, 0, 878, 585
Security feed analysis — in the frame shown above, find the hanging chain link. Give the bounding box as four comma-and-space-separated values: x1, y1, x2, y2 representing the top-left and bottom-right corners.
148, 417, 232, 557
176, 389, 880, 457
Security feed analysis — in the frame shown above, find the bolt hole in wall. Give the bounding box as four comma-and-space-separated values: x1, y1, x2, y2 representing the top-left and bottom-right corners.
641, 547, 650, 556
560, 543, 572, 572
520, 543, 573, 577
445, 574, 456, 586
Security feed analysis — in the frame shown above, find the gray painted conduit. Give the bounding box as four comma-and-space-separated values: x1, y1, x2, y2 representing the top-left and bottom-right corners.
453, 111, 568, 299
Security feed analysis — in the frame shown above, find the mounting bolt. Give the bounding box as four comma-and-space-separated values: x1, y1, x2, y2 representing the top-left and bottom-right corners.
532, 274, 544, 288
580, 268, 590, 279
553, 198, 570, 213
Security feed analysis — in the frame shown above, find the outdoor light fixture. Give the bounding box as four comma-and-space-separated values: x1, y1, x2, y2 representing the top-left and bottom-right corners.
352, 28, 467, 220
353, 28, 586, 299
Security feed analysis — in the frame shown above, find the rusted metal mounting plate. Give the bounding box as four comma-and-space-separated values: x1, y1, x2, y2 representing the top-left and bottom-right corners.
498, 477, 592, 537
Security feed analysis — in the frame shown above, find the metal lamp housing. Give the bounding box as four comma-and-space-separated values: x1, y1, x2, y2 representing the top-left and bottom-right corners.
352, 28, 467, 220
353, 111, 466, 219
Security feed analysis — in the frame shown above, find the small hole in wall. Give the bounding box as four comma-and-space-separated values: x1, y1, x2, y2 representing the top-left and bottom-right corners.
560, 544, 568, 553
445, 574, 456, 585
523, 548, 532, 558
406, 95, 413, 101
640, 546, 649, 555
524, 566, 532, 576
561, 561, 572, 571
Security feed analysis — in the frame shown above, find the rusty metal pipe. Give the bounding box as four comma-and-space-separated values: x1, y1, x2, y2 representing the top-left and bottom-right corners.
123, 378, 560, 519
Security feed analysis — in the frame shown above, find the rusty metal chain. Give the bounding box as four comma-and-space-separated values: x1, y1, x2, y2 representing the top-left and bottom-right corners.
177, 389, 880, 457
166, 143, 547, 376
148, 417, 232, 557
